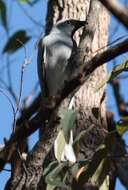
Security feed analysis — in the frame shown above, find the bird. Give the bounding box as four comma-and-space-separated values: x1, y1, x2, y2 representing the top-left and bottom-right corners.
37, 19, 86, 100
37, 19, 86, 162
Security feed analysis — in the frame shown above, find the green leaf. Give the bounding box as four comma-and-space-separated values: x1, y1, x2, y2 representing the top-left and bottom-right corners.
55, 129, 76, 162
73, 130, 88, 155
0, 0, 7, 29
70, 161, 88, 178
3, 30, 31, 54
99, 175, 109, 190
18, 0, 40, 6
43, 161, 58, 177
45, 162, 67, 188
91, 158, 110, 188
18, 0, 30, 3
73, 125, 93, 155
46, 184, 56, 190
54, 130, 67, 162
59, 108, 76, 143
116, 116, 128, 135
45, 162, 67, 179
96, 60, 128, 91
54, 108, 77, 162
78, 144, 107, 186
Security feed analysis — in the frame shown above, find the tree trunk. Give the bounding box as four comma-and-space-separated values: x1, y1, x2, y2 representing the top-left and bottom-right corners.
45, 0, 109, 159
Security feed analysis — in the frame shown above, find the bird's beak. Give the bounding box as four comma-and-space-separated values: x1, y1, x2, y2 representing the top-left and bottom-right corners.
75, 20, 87, 29
72, 20, 87, 35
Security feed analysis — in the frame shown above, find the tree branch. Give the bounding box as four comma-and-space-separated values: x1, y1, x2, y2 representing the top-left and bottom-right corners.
61, 38, 128, 99
99, 0, 128, 29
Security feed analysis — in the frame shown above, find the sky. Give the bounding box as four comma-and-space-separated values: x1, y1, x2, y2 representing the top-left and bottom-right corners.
0, 0, 128, 189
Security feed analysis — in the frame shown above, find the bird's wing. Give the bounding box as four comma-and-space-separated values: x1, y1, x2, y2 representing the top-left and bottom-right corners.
66, 39, 78, 77
70, 39, 77, 61
37, 39, 48, 97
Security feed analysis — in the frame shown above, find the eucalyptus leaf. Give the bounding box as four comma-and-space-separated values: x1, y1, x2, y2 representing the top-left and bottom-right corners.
18, 0, 40, 6
91, 158, 110, 188
46, 184, 56, 190
46, 178, 66, 189
96, 60, 128, 91
45, 162, 67, 180
43, 161, 58, 176
59, 108, 76, 143
116, 116, 128, 135
73, 125, 93, 155
18, 0, 30, 3
77, 144, 107, 186
99, 175, 109, 190
73, 130, 88, 154
70, 161, 88, 178
54, 129, 76, 163
45, 162, 67, 188
54, 130, 67, 162
3, 30, 31, 54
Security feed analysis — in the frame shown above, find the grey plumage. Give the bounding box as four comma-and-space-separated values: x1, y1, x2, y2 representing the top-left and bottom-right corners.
37, 19, 86, 97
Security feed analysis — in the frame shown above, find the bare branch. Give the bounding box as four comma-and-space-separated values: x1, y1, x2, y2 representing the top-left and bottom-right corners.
84, 39, 128, 75
99, 0, 128, 29
61, 39, 128, 99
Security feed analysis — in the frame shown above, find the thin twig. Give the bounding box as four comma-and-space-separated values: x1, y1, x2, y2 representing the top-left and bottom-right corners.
13, 39, 31, 132
78, 34, 128, 54
0, 77, 18, 103
16, 0, 43, 28
0, 88, 15, 124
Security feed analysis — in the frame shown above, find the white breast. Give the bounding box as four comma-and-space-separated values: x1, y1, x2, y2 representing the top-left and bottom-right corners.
43, 33, 73, 96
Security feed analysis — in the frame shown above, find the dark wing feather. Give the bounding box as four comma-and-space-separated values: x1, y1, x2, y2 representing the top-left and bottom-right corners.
37, 41, 48, 97
66, 39, 78, 77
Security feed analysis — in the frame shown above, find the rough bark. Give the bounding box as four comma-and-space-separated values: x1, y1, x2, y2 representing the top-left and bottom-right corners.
45, 0, 109, 159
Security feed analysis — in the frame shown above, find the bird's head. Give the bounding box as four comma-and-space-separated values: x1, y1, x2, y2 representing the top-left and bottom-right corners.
52, 19, 87, 37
